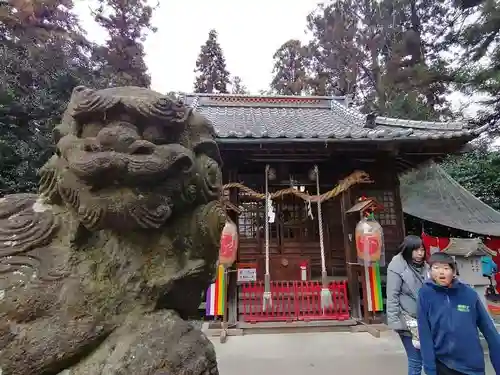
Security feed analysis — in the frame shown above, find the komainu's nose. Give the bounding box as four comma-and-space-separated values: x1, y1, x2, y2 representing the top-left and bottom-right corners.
128, 140, 156, 155
96, 124, 140, 153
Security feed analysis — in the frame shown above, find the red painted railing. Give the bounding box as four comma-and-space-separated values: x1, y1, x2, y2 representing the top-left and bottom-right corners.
240, 281, 349, 322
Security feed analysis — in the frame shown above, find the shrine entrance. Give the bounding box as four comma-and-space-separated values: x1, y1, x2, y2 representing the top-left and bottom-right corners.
234, 164, 361, 322
256, 192, 321, 281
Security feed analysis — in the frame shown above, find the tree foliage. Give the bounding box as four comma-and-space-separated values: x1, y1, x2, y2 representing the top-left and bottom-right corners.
193, 29, 231, 94
92, 0, 156, 87
448, 0, 500, 133
270, 40, 310, 95
0, 0, 155, 195
230, 76, 249, 94
442, 148, 500, 210
306, 1, 360, 97
435, 0, 500, 216
0, 0, 104, 194
434, 0, 500, 215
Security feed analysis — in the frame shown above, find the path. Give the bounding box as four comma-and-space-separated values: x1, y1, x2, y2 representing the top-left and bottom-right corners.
211, 331, 495, 374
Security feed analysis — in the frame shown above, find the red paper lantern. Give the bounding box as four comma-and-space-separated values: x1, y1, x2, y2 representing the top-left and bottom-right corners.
355, 217, 383, 264
219, 220, 238, 266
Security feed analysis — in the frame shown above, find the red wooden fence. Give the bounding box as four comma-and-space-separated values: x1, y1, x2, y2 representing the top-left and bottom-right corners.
240, 281, 349, 322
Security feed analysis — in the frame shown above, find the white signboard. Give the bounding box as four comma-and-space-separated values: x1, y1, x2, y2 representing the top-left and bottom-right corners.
237, 268, 257, 282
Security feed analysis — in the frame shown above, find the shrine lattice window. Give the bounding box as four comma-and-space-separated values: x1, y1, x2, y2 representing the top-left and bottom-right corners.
238, 202, 260, 238
365, 191, 397, 226
280, 196, 318, 242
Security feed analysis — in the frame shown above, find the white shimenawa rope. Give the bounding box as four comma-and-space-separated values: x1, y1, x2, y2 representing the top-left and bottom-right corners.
265, 165, 270, 279
263, 164, 272, 311
316, 165, 326, 276
315, 165, 332, 310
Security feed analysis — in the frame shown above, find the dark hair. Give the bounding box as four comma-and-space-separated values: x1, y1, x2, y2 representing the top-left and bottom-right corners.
428, 252, 456, 271
398, 235, 424, 263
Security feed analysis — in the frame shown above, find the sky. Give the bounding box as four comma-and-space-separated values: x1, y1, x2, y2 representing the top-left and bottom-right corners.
74, 0, 320, 95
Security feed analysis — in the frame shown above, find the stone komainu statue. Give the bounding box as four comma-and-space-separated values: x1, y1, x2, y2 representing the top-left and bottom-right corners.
0, 86, 226, 375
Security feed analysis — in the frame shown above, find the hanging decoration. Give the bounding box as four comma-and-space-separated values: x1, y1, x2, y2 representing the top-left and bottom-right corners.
219, 219, 238, 267
267, 195, 275, 224
221, 170, 372, 217
305, 198, 313, 220
353, 197, 385, 312
355, 212, 385, 265
365, 261, 384, 312
222, 170, 372, 204
301, 180, 313, 220
206, 264, 226, 317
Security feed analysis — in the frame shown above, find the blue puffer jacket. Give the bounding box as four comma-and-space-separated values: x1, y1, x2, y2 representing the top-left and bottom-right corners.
417, 279, 500, 375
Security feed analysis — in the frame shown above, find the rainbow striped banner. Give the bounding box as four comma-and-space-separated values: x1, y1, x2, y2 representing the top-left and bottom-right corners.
206, 264, 226, 317
365, 261, 383, 312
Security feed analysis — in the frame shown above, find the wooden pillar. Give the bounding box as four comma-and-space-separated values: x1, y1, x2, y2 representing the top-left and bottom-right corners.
340, 190, 362, 319
392, 166, 406, 242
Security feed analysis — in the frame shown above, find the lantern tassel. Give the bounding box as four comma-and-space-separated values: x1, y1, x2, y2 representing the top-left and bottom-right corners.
320, 270, 333, 310
263, 273, 272, 311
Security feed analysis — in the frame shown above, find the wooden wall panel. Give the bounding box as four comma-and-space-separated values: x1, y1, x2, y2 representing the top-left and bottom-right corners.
224, 152, 404, 279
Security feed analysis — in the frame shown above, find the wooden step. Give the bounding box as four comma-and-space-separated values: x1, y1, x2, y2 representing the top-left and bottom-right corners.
203, 320, 391, 339
237, 319, 357, 335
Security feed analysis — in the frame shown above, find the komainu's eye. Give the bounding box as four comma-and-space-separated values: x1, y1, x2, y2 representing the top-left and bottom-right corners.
52, 127, 63, 143
143, 125, 168, 145
80, 123, 104, 138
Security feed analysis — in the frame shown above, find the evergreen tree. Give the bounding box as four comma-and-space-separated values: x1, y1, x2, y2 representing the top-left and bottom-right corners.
92, 0, 156, 87
306, 2, 360, 96
435, 0, 500, 209
442, 148, 500, 210
374, 0, 457, 119
270, 40, 310, 95
0, 0, 112, 194
450, 0, 500, 133
231, 76, 249, 94
193, 29, 231, 94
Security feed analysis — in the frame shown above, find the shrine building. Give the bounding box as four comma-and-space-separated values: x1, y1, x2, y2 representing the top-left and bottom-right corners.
183, 93, 484, 326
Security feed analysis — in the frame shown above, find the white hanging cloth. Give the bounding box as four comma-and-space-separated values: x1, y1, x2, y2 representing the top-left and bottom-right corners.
267, 196, 275, 223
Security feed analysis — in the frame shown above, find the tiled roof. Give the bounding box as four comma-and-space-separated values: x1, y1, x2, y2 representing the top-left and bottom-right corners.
441, 238, 495, 257
182, 94, 484, 141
